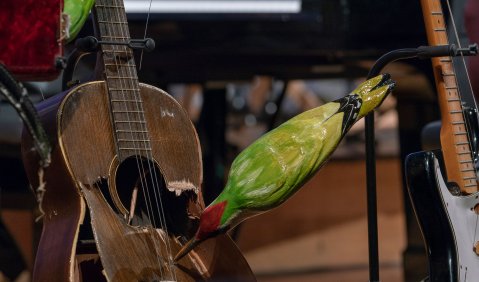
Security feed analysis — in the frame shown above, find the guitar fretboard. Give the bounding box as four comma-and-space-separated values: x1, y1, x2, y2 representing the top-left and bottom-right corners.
421, 0, 477, 193
94, 0, 151, 160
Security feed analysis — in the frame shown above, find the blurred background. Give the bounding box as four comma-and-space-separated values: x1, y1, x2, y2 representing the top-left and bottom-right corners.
1, 0, 478, 281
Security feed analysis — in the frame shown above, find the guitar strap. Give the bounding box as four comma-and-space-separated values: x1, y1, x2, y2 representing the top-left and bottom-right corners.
0, 64, 51, 167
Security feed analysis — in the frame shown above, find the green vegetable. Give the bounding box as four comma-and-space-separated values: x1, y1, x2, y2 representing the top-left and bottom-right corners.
175, 74, 395, 261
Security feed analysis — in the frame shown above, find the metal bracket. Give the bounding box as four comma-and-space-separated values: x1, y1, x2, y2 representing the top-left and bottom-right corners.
75, 36, 156, 53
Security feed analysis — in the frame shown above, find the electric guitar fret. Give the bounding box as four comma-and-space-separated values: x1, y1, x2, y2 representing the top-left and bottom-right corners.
442, 72, 455, 76
455, 141, 470, 145
461, 168, 476, 172
445, 86, 458, 90
458, 151, 472, 155
465, 182, 478, 187
450, 110, 462, 114
440, 58, 452, 62
447, 98, 460, 102
454, 132, 467, 135
463, 176, 477, 181
452, 121, 465, 125
434, 28, 446, 32
431, 11, 443, 15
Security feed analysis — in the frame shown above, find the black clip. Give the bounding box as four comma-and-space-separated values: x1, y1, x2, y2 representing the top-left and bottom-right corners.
417, 43, 478, 59
75, 36, 155, 52
454, 43, 478, 56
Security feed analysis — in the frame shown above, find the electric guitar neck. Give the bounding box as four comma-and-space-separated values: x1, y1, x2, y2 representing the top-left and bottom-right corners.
421, 0, 477, 194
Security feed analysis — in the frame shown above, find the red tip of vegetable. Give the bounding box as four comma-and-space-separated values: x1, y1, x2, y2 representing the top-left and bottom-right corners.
196, 201, 227, 240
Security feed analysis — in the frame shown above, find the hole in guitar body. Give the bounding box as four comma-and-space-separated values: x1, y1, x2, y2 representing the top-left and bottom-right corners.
112, 156, 192, 236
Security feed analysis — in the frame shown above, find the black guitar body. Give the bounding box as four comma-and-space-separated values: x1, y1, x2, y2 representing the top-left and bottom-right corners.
405, 106, 479, 281
405, 150, 458, 282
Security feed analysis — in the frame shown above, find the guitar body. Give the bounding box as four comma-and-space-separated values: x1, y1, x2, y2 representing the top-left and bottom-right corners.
406, 0, 479, 279
22, 81, 255, 281
22, 89, 83, 282
406, 150, 479, 281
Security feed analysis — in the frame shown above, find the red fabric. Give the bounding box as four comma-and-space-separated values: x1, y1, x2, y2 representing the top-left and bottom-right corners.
0, 0, 63, 81
465, 0, 479, 99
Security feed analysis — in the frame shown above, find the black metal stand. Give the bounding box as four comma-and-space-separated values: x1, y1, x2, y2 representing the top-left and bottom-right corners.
364, 43, 477, 282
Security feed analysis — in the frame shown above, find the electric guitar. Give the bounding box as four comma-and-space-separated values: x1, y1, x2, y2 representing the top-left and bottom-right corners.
21, 0, 255, 281
405, 0, 479, 281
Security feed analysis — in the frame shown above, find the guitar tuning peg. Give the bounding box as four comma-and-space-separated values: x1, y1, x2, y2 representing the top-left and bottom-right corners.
75, 36, 100, 52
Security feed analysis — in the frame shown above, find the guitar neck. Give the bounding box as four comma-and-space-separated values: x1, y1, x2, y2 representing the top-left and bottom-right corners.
94, 0, 148, 161
421, 0, 477, 194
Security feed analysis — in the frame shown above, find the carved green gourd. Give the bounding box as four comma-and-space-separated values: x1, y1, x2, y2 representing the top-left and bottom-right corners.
175, 74, 396, 261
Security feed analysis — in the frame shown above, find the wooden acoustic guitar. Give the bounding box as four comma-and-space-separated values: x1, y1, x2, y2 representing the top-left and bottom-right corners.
21, 0, 255, 281
405, 0, 479, 281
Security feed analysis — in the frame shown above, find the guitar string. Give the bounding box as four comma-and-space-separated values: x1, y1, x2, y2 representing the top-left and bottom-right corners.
127, 0, 181, 274
445, 0, 477, 107
444, 0, 478, 269
99, 1, 167, 278
130, 0, 180, 274
444, 0, 478, 176
109, 0, 178, 278
115, 29, 180, 282
138, 0, 153, 71
111, 7, 178, 278
110, 4, 173, 279
438, 0, 477, 182
106, 1, 171, 278
106, 0, 158, 234
101, 0, 157, 235
99, 2, 165, 277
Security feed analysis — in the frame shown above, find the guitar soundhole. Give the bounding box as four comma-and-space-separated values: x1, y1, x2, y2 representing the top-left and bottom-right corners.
114, 156, 192, 236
